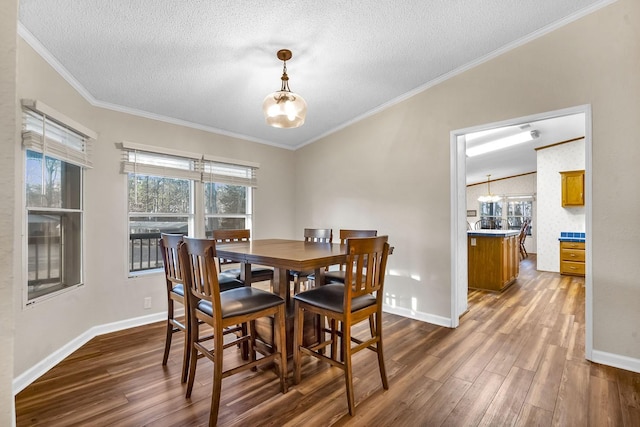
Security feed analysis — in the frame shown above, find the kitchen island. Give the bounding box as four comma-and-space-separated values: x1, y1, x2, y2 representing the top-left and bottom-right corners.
468, 229, 520, 291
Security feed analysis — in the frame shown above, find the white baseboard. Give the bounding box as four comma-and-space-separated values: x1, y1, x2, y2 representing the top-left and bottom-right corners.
591, 349, 640, 374
12, 312, 166, 395
383, 304, 452, 328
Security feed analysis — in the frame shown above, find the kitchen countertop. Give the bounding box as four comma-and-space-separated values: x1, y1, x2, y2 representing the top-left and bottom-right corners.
558, 231, 585, 243
467, 229, 519, 237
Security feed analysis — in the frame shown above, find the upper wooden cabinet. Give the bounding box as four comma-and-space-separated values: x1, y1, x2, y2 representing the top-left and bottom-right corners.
560, 170, 585, 207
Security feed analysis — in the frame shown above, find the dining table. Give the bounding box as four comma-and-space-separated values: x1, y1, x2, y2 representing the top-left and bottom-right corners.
215, 238, 348, 355
215, 238, 347, 301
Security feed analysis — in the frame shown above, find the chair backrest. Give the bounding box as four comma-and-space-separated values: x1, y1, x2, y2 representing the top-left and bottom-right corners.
212, 229, 251, 243
344, 236, 390, 306
160, 233, 185, 292
212, 229, 251, 271
329, 230, 377, 272
304, 228, 333, 243
518, 218, 530, 244
179, 237, 224, 321
339, 229, 377, 244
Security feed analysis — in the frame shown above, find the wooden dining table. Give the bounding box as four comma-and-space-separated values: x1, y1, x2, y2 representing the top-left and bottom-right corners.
215, 238, 348, 354
215, 238, 347, 300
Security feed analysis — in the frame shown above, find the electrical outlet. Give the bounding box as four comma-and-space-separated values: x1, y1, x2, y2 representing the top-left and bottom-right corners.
144, 297, 152, 309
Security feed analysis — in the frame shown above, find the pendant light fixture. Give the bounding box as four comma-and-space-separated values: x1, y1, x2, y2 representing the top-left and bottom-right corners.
478, 174, 502, 203
262, 49, 307, 129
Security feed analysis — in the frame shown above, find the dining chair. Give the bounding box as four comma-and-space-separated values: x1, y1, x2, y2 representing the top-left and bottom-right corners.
160, 233, 246, 383
212, 229, 274, 287
323, 229, 377, 285
293, 235, 391, 416
290, 228, 333, 294
518, 218, 530, 259
159, 233, 190, 383
180, 237, 288, 426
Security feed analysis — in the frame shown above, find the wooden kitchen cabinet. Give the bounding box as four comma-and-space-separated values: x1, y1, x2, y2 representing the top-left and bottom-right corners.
561, 170, 585, 207
560, 241, 585, 276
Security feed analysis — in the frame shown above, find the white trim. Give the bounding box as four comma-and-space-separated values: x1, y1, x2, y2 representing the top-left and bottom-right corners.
450, 105, 593, 359
12, 311, 168, 395
382, 305, 451, 328
591, 350, 640, 374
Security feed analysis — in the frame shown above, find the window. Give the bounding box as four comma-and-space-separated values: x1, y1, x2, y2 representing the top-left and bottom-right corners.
121, 143, 258, 273
478, 197, 533, 233
203, 159, 255, 237
22, 100, 95, 303
478, 200, 503, 229
507, 198, 533, 235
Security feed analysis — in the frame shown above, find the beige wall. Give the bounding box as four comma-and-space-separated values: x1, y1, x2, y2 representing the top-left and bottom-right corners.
295, 0, 640, 360
1, 1, 18, 424
12, 38, 296, 380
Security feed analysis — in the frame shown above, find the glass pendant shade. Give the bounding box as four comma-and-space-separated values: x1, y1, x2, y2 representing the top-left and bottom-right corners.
263, 49, 307, 129
262, 90, 307, 128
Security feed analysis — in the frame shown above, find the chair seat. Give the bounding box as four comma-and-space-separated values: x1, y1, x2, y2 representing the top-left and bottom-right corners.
197, 287, 284, 318
293, 283, 376, 313
170, 283, 185, 297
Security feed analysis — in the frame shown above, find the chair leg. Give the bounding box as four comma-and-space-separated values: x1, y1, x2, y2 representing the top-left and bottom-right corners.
293, 302, 304, 385
248, 320, 257, 371
375, 312, 389, 390
209, 328, 225, 426
162, 299, 174, 366
276, 306, 288, 393
330, 318, 338, 360
342, 322, 356, 416
240, 323, 249, 360
185, 315, 199, 398
181, 310, 191, 383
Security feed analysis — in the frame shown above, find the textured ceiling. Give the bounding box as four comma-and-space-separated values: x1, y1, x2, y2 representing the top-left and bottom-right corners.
18, 0, 607, 150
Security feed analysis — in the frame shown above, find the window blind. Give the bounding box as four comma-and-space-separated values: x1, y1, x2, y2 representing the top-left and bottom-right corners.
120, 141, 258, 187
202, 160, 258, 188
21, 106, 94, 168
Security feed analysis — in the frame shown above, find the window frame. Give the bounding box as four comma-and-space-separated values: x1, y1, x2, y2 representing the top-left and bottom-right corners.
21, 100, 95, 306
477, 196, 533, 233
121, 142, 258, 276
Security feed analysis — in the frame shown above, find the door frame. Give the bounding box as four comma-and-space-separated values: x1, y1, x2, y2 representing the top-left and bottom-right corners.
449, 104, 593, 360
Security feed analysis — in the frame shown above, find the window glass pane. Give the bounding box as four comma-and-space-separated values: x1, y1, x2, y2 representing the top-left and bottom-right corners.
128, 174, 192, 272
28, 211, 82, 300
128, 215, 189, 272
478, 201, 503, 229
204, 183, 246, 215
128, 174, 190, 214
204, 183, 250, 237
205, 217, 246, 235
26, 151, 81, 209
507, 200, 533, 234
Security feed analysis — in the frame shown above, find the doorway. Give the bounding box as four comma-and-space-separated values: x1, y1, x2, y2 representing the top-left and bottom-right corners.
449, 105, 593, 360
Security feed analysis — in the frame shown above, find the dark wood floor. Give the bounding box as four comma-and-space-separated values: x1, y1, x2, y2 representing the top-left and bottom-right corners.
15, 256, 640, 426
